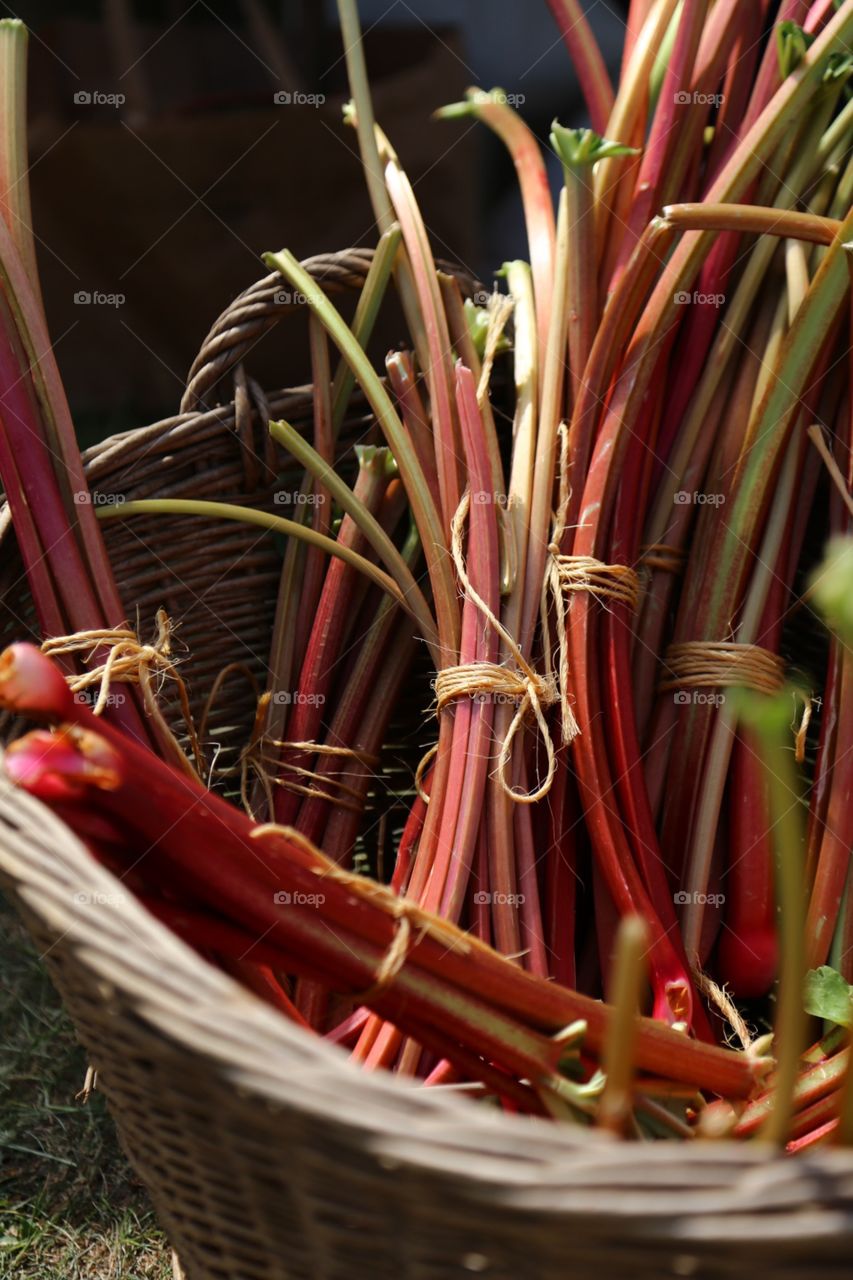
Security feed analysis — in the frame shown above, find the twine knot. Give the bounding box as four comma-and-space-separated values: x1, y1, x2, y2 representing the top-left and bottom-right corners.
42, 610, 201, 776
436, 493, 560, 804
433, 660, 559, 805
545, 548, 641, 746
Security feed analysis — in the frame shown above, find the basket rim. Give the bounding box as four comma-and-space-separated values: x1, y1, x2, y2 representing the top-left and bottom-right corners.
3, 765, 853, 1229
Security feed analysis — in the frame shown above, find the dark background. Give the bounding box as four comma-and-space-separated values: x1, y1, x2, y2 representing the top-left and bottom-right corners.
8, 0, 630, 437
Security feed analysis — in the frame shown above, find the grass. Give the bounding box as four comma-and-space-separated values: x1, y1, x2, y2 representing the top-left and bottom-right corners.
0, 896, 170, 1280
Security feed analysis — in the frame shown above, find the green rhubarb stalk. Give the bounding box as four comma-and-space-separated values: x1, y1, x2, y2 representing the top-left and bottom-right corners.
733, 688, 808, 1147
262, 247, 460, 664
518, 188, 570, 654
269, 419, 439, 663
598, 916, 649, 1135
663, 202, 840, 244
336, 0, 394, 235
265, 223, 401, 757
0, 21, 37, 292
551, 126, 639, 404
95, 499, 417, 620
329, 223, 402, 432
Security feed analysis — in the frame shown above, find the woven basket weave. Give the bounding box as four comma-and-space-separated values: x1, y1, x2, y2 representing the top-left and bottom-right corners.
1, 250, 853, 1279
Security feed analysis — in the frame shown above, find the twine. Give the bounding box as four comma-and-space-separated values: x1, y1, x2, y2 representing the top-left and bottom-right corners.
42, 611, 202, 778
542, 424, 642, 746
414, 741, 438, 803
692, 966, 753, 1053
639, 543, 687, 575
242, 727, 378, 818
792, 690, 814, 766
551, 555, 642, 611
476, 292, 514, 410
659, 641, 785, 696
251, 822, 469, 997
437, 492, 559, 804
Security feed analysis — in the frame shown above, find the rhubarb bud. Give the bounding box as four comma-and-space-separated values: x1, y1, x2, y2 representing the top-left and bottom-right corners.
0, 643, 75, 719
6, 726, 122, 799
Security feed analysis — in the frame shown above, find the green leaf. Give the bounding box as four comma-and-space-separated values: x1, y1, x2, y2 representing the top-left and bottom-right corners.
811, 536, 853, 643
777, 22, 816, 80
550, 122, 639, 170
803, 966, 853, 1028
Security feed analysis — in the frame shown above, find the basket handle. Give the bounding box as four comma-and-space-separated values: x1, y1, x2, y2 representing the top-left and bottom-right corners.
181, 247, 481, 415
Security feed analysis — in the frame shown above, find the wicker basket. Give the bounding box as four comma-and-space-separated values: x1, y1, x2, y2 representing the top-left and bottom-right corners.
1, 251, 853, 1279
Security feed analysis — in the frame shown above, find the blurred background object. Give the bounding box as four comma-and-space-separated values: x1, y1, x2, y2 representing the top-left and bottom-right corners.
14, 0, 628, 431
